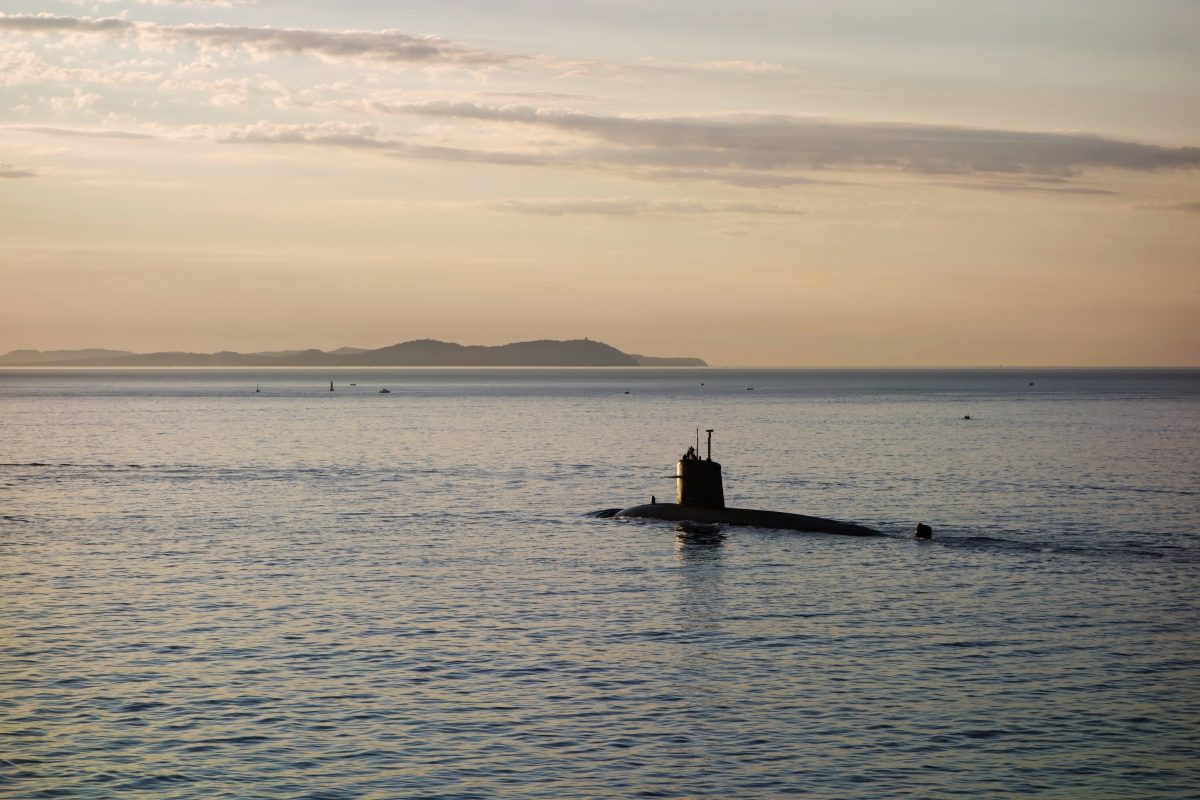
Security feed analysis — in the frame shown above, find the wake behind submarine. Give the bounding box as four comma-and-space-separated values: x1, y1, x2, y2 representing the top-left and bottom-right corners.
612, 430, 884, 536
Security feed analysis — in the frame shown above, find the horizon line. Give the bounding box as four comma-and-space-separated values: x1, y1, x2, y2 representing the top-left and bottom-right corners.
2, 364, 1197, 371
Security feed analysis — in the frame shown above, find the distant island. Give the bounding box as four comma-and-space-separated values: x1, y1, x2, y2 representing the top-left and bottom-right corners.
0, 339, 707, 368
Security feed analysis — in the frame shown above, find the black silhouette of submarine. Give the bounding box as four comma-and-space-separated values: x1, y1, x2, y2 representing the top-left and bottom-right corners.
612, 430, 882, 536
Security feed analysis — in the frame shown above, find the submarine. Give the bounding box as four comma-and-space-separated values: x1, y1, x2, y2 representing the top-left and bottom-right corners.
613, 430, 882, 536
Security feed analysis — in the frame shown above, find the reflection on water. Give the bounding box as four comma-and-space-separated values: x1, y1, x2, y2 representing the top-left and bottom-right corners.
674, 521, 726, 557
675, 523, 725, 644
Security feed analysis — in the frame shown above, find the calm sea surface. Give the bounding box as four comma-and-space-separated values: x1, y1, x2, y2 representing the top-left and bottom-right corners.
2, 368, 1198, 799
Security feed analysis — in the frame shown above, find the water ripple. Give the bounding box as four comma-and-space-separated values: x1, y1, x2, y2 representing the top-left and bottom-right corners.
2, 369, 1198, 798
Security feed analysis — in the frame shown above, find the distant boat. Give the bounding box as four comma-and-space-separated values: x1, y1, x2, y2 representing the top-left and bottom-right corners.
379, 388, 391, 394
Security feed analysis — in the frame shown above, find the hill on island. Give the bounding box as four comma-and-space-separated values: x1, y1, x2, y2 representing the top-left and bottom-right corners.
0, 339, 707, 368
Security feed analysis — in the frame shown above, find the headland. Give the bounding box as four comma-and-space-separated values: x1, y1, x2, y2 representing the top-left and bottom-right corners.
0, 339, 707, 368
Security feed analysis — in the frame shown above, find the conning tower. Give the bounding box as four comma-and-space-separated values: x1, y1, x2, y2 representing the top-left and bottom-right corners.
677, 428, 724, 509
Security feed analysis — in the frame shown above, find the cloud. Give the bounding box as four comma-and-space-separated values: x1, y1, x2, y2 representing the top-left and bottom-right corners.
8, 14, 1194, 188
1139, 200, 1200, 213
157, 24, 518, 66
6, 125, 157, 139
0, 13, 520, 68
396, 103, 1200, 177
0, 162, 35, 178
212, 121, 552, 166
476, 90, 604, 103
82, 1, 253, 5
641, 168, 838, 188
0, 14, 802, 83
217, 120, 388, 145
189, 108, 1200, 195
485, 198, 807, 217
636, 58, 800, 76
939, 181, 1119, 196
14, 119, 550, 169
0, 14, 134, 34
136, 1, 256, 5
12, 15, 1192, 181
0, 46, 169, 89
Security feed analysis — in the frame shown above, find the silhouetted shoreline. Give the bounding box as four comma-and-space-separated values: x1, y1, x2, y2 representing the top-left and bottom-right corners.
0, 339, 707, 368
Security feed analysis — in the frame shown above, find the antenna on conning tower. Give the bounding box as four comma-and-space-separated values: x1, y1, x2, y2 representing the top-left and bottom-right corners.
706, 429, 714, 461
695, 428, 699, 456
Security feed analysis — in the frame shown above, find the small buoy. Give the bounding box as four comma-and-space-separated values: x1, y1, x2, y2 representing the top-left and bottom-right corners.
255, 384, 260, 393
1029, 382, 1034, 386
915, 523, 933, 539
624, 391, 630, 394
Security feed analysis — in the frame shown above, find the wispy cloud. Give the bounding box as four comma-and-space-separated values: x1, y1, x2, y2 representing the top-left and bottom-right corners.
5, 14, 1196, 191
1139, 200, 1200, 213
135, 1, 256, 5
640, 169, 835, 188
80, 1, 254, 5
395, 103, 1200, 176
157, 24, 519, 66
484, 198, 807, 217
0, 162, 35, 178
0, 13, 522, 68
216, 121, 390, 147
11, 107, 1196, 196
6, 125, 158, 139
635, 58, 801, 77
0, 13, 822, 85
274, 97, 1198, 185
0, 14, 134, 34
939, 180, 1119, 196
0, 46, 170, 89
212, 121, 552, 166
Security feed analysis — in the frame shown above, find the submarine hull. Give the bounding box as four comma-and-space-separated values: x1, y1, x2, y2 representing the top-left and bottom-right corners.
615, 503, 882, 536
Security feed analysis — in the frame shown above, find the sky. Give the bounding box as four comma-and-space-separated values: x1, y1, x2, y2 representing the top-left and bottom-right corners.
1, 1, 1198, 366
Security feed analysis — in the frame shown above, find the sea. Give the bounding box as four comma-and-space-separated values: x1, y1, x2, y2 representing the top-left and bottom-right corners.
1, 368, 1198, 799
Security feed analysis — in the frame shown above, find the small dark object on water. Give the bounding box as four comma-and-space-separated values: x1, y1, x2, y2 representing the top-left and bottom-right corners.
651, 495, 656, 504
624, 391, 630, 394
1029, 382, 1035, 386
379, 388, 391, 394
330, 381, 334, 392
963, 415, 972, 420
915, 523, 933, 539
746, 387, 754, 390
